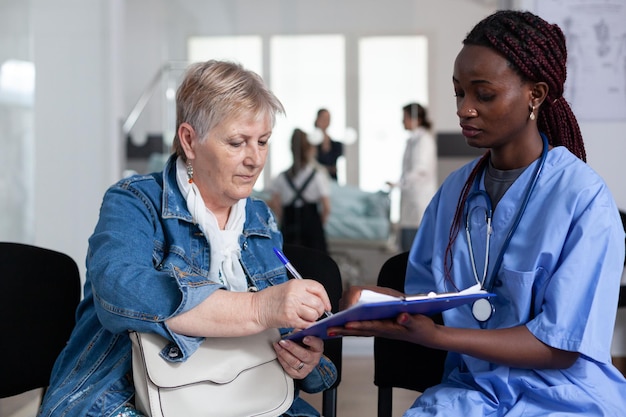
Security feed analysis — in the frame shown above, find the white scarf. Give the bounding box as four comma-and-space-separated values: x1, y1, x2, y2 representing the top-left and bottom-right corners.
175, 157, 248, 292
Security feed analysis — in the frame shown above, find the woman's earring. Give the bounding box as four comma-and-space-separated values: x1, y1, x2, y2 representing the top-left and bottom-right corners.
186, 162, 194, 184
529, 105, 536, 121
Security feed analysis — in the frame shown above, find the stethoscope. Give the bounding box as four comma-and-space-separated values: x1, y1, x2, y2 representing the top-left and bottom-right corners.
464, 133, 549, 323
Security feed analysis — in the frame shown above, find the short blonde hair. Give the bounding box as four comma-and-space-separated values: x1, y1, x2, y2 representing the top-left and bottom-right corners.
172, 60, 285, 160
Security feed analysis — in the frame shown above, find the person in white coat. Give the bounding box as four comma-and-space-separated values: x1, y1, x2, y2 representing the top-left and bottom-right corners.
388, 102, 437, 251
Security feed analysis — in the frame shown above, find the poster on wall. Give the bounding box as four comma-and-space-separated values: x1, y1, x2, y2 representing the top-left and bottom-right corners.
536, 0, 626, 121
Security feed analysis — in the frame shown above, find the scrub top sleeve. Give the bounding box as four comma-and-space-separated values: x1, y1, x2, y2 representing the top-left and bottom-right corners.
527, 195, 624, 363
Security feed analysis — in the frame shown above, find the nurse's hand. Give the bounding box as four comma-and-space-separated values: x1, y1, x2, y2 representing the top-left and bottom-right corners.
327, 312, 437, 344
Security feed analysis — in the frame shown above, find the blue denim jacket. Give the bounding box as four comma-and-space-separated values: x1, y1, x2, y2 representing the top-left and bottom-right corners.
38, 155, 337, 417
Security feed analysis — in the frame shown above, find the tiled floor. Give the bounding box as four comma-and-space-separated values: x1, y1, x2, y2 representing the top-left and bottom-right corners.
0, 338, 420, 417
300, 337, 419, 417
300, 356, 418, 417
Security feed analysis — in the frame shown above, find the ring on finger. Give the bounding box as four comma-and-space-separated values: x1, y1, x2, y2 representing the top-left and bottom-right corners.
296, 362, 304, 371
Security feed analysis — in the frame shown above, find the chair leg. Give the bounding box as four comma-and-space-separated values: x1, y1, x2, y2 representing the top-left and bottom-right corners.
377, 386, 393, 417
322, 388, 337, 417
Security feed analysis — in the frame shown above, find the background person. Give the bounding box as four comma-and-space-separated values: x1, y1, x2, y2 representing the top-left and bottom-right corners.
386, 102, 438, 252
314, 108, 343, 181
332, 10, 626, 416
38, 60, 337, 417
269, 128, 331, 254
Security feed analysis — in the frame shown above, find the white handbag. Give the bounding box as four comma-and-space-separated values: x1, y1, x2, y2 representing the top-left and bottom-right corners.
130, 328, 294, 417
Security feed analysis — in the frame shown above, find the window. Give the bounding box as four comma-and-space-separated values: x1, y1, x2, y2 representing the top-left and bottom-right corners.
359, 36, 428, 221
269, 35, 346, 183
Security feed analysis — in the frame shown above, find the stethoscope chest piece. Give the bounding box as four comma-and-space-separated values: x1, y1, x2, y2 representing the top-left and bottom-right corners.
472, 298, 494, 322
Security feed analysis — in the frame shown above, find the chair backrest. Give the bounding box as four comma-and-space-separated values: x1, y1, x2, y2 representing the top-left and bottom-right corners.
282, 243, 342, 417
374, 251, 447, 417
0, 242, 81, 398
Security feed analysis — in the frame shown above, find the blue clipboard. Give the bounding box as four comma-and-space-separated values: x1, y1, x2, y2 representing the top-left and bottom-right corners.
283, 291, 496, 341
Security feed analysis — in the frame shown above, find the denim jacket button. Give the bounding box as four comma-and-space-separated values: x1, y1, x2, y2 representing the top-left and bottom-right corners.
168, 346, 180, 358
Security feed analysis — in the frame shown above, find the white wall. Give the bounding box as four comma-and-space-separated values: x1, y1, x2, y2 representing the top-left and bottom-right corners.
28, 0, 124, 281
515, 2, 626, 209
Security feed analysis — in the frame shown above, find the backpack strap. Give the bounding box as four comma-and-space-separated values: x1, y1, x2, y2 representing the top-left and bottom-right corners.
285, 170, 317, 206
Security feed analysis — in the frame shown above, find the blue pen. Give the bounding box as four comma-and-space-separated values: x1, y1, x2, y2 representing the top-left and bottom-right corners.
273, 247, 333, 318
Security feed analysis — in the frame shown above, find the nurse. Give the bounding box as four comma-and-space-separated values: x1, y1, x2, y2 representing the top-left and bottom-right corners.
332, 10, 626, 416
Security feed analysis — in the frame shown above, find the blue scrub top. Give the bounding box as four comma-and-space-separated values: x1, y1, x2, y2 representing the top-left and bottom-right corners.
404, 147, 626, 416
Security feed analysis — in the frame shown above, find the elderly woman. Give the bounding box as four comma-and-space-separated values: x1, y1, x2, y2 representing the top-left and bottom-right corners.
38, 60, 337, 417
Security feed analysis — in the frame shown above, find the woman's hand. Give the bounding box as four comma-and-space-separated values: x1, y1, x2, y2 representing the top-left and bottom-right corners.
254, 279, 332, 330
274, 335, 325, 379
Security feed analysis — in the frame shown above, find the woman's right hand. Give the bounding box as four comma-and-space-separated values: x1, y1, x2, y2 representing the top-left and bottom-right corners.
254, 279, 332, 330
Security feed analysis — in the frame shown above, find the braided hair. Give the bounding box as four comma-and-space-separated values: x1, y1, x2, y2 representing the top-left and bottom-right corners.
444, 10, 586, 285
464, 10, 585, 158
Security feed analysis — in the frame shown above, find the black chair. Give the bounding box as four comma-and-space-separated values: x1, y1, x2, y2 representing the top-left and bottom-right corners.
374, 251, 447, 417
0, 242, 81, 402
283, 243, 343, 417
